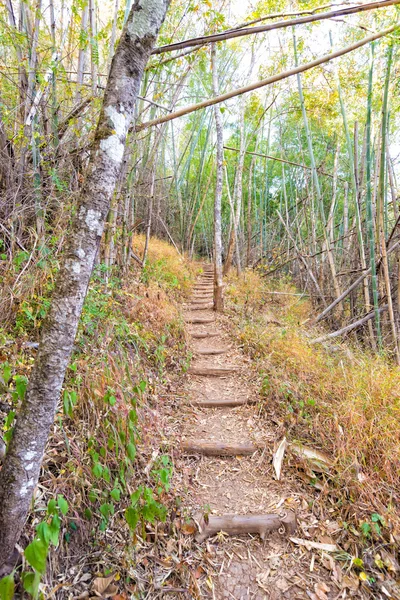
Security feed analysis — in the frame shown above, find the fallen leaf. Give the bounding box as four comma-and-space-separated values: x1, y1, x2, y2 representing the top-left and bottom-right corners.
342, 574, 359, 591
273, 437, 287, 481
256, 571, 270, 592
289, 537, 338, 552
181, 522, 197, 535
92, 575, 118, 598
314, 581, 330, 600
290, 443, 332, 473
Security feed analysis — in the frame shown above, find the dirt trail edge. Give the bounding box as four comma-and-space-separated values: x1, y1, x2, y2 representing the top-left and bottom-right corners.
177, 266, 347, 600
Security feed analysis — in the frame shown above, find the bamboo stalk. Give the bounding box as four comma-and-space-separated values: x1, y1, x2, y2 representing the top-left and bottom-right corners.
137, 26, 398, 131
152, 0, 400, 54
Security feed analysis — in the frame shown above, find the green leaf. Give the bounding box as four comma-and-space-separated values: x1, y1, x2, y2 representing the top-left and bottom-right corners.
110, 488, 120, 502
126, 443, 136, 462
125, 507, 139, 531
360, 522, 371, 537
14, 375, 28, 400
22, 570, 41, 599
1, 364, 12, 385
100, 502, 114, 520
92, 462, 103, 478
0, 573, 15, 600
57, 495, 68, 515
24, 538, 48, 574
47, 499, 57, 515
49, 515, 61, 546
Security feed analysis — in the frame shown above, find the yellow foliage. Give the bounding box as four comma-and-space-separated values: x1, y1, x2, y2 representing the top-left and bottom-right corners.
226, 269, 400, 510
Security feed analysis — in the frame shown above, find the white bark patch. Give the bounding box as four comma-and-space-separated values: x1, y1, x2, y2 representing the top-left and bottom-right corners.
21, 479, 34, 497
100, 135, 125, 163
76, 248, 86, 259
26, 462, 34, 471
85, 209, 103, 235
127, 0, 165, 39
24, 450, 37, 461
99, 106, 127, 164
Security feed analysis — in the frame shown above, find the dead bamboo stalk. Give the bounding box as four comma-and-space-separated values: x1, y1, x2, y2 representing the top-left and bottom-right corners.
137, 25, 397, 131
311, 305, 388, 344
311, 240, 400, 324
152, 0, 400, 54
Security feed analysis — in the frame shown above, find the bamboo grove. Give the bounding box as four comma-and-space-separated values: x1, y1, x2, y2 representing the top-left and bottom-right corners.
1, 0, 400, 359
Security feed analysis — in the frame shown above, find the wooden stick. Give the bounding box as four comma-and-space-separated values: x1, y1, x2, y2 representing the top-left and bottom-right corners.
194, 510, 297, 542
137, 25, 397, 131
152, 0, 400, 54
182, 440, 256, 456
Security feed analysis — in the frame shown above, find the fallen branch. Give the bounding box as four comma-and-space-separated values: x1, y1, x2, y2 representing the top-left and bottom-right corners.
194, 510, 297, 542
311, 305, 388, 344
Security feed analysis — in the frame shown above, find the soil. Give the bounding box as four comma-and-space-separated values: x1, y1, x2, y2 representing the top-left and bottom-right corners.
172, 267, 346, 600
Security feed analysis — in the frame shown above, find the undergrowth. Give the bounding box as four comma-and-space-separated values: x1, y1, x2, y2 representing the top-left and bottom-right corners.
0, 236, 198, 599
225, 269, 400, 539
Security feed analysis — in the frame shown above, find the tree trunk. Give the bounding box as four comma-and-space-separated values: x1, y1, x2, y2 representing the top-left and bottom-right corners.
211, 44, 224, 311
0, 0, 170, 572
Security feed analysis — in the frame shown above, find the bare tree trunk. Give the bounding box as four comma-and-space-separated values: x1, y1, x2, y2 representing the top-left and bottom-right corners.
75, 2, 89, 103
0, 0, 170, 573
142, 169, 155, 267
211, 43, 224, 311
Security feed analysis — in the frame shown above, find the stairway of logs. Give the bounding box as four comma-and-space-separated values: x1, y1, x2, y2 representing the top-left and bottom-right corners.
182, 265, 297, 553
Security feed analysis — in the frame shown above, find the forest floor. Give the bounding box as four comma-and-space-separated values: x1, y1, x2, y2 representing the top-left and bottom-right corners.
165, 265, 400, 600
2, 240, 400, 599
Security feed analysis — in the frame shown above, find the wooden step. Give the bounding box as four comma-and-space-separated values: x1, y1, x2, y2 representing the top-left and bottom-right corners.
195, 347, 230, 355
191, 397, 256, 407
182, 440, 256, 456
186, 304, 213, 311
193, 511, 297, 542
184, 316, 215, 324
188, 366, 237, 376
190, 331, 220, 339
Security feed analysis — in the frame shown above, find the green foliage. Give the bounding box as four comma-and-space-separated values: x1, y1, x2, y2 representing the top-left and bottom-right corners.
18, 497, 68, 598
0, 574, 15, 600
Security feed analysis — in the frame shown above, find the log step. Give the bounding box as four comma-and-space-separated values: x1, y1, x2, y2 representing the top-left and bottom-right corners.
186, 304, 213, 311
192, 397, 256, 407
190, 331, 220, 339
193, 511, 297, 543
184, 316, 215, 324
195, 347, 230, 355
188, 366, 236, 376
182, 440, 256, 456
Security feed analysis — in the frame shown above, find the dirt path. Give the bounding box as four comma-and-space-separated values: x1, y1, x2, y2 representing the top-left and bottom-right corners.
175, 266, 349, 600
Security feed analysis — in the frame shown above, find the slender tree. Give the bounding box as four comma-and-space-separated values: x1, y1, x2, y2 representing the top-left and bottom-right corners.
211, 43, 224, 311
0, 0, 170, 573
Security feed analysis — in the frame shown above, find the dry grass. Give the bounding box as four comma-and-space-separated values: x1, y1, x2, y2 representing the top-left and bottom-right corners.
225, 269, 400, 529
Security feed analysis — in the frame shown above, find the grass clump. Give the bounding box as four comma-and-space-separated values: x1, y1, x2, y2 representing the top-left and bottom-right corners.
225, 269, 400, 528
